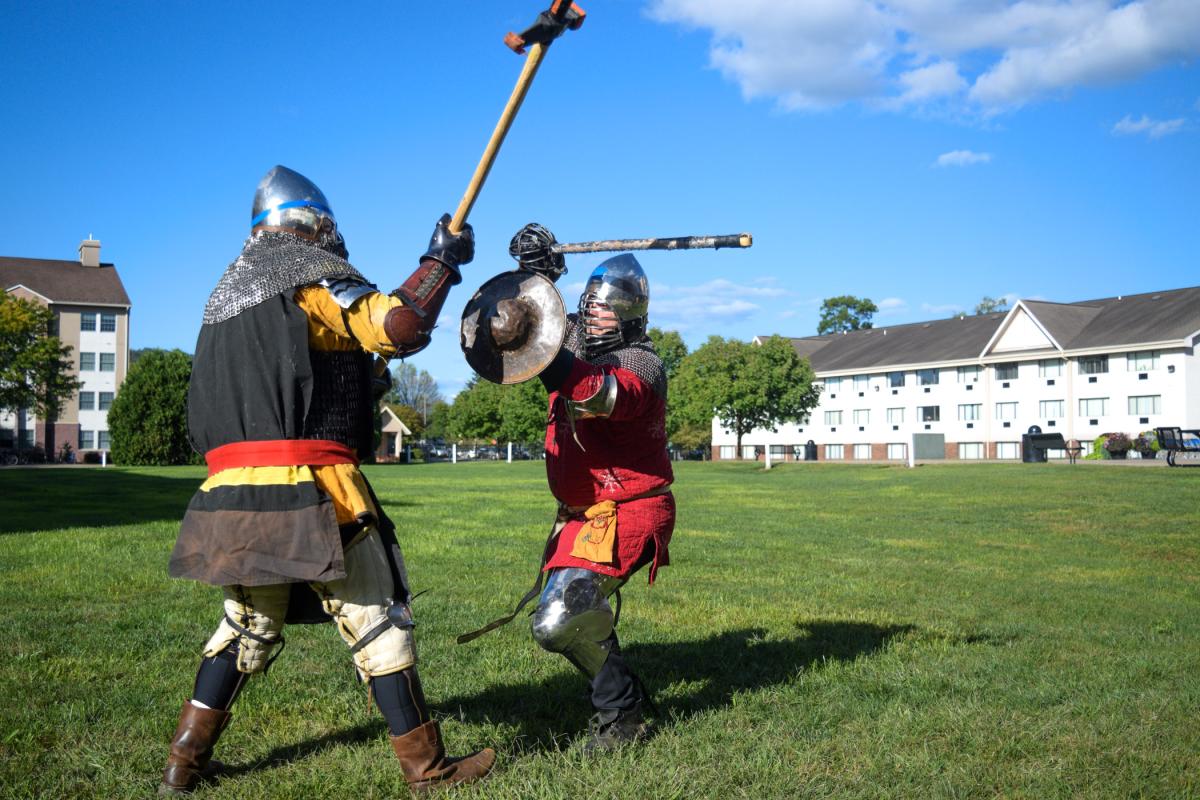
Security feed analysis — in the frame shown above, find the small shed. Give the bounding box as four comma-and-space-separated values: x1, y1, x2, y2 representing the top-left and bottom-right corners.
378, 406, 413, 460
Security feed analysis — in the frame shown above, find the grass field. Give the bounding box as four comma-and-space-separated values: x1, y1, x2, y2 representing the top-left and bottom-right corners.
1, 461, 1198, 799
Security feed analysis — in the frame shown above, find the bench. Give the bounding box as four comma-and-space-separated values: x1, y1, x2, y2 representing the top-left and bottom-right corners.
1155, 427, 1200, 467
1026, 432, 1083, 464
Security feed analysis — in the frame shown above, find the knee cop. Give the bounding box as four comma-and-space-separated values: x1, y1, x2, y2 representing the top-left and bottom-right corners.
202, 583, 290, 674
531, 568, 623, 677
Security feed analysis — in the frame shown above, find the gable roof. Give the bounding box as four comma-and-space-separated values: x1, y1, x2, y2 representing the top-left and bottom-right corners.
0, 256, 131, 307
771, 285, 1200, 374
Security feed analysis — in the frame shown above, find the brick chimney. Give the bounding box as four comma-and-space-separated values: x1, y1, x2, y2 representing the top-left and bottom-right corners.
79, 237, 101, 267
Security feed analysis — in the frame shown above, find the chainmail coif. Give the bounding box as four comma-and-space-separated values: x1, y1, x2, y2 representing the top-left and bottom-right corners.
564, 315, 667, 399
202, 232, 367, 324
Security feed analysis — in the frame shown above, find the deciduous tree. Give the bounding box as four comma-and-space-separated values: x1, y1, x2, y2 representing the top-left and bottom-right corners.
0, 294, 80, 456
107, 349, 197, 465
384, 363, 443, 425
974, 296, 1009, 315
817, 295, 877, 335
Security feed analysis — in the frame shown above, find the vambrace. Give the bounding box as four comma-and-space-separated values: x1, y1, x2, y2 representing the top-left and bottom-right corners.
383, 258, 460, 357
570, 373, 618, 419
531, 568, 625, 678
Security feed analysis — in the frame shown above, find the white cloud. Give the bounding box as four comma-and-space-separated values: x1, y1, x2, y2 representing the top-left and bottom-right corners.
877, 297, 909, 316
935, 149, 993, 167
1112, 114, 1185, 138
647, 0, 1200, 114
651, 277, 789, 327
921, 301, 966, 316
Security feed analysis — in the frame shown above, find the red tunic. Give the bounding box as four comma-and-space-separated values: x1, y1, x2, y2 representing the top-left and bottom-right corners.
543, 356, 675, 583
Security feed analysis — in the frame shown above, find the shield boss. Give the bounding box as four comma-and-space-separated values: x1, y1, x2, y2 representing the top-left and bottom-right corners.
460, 271, 566, 384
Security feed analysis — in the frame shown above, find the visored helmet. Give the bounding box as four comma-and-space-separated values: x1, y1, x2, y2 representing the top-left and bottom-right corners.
579, 253, 649, 356
251, 165, 347, 257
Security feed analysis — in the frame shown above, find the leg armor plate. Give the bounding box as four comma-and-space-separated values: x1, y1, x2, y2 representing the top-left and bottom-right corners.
531, 567, 624, 677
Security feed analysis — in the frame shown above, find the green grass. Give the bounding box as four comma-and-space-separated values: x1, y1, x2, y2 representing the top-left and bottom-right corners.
1, 461, 1198, 799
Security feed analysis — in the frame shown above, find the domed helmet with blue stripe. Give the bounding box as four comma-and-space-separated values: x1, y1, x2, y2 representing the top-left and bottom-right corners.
251, 165, 347, 258
579, 254, 649, 357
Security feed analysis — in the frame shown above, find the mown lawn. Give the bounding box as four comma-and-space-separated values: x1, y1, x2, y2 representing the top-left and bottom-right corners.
1, 461, 1197, 799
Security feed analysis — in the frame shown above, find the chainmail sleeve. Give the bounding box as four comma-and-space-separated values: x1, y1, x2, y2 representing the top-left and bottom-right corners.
591, 340, 667, 400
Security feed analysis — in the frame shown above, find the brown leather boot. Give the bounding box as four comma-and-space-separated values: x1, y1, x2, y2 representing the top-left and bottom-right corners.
159, 701, 232, 795
389, 720, 495, 792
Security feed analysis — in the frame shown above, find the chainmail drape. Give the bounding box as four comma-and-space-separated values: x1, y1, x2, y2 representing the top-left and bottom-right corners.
565, 314, 667, 399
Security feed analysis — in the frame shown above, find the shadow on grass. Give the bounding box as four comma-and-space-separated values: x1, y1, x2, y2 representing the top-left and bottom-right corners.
0, 469, 200, 534
440, 618, 914, 752
217, 721, 387, 781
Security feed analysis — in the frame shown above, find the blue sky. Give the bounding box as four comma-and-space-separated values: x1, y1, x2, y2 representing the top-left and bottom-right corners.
2, 1, 1197, 397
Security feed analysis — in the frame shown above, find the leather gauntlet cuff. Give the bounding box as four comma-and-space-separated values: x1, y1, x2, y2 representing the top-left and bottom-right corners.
384, 258, 457, 356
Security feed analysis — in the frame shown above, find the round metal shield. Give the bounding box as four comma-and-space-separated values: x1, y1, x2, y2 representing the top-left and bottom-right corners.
460, 270, 566, 384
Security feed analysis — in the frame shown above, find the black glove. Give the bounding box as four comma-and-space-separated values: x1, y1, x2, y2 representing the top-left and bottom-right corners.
423, 213, 474, 276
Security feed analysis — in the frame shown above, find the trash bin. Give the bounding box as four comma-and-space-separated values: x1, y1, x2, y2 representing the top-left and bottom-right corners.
1022, 425, 1047, 463
804, 440, 818, 461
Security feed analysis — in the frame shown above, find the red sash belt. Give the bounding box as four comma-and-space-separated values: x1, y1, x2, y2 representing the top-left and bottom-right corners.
205, 439, 359, 477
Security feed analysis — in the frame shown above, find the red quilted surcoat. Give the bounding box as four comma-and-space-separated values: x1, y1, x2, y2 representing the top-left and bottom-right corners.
543, 356, 675, 583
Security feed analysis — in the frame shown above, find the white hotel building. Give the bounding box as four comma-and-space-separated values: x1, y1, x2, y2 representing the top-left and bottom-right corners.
712, 285, 1200, 461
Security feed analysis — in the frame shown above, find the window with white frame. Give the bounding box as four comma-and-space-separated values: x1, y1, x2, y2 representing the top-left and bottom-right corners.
1127, 395, 1161, 415
1079, 397, 1108, 416
825, 444, 844, 459
995, 362, 1019, 380
957, 365, 981, 383
918, 405, 940, 422
79, 430, 94, 449
917, 368, 939, 385
957, 404, 981, 421
995, 402, 1018, 420
80, 352, 95, 371
79, 391, 95, 411
886, 443, 907, 460
1127, 351, 1158, 371
98, 391, 114, 411
769, 444, 788, 459
1078, 355, 1108, 375
886, 407, 905, 424
1039, 400, 1065, 418
98, 431, 110, 449
1039, 359, 1063, 377
854, 375, 869, 393
853, 444, 871, 460
824, 377, 842, 392
99, 353, 115, 372
100, 313, 116, 332
853, 409, 870, 425
80, 312, 97, 331
888, 372, 905, 388
719, 445, 735, 460
824, 410, 842, 425
959, 442, 984, 460
996, 442, 1019, 459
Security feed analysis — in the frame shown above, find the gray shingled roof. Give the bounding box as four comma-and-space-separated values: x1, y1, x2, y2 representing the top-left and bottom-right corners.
773, 285, 1200, 373
0, 256, 131, 306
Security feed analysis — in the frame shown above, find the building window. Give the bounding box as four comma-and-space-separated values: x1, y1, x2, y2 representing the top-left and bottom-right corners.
853, 409, 870, 425
957, 404, 981, 421
995, 363, 1019, 381
98, 430, 110, 449
959, 442, 984, 460
1078, 355, 1108, 375
853, 375, 869, 393
100, 313, 117, 332
853, 444, 871, 460
824, 377, 841, 392
887, 443, 907, 460
996, 442, 1019, 460
79, 391, 95, 411
1079, 397, 1108, 416
98, 391, 114, 411
886, 407, 905, 424
719, 445, 735, 460
1039, 400, 1065, 418
81, 312, 97, 331
1039, 359, 1063, 377
80, 352, 95, 371
1127, 395, 1161, 415
995, 402, 1018, 420
99, 353, 115, 372
19, 429, 34, 448
917, 368, 939, 386
956, 365, 981, 383
888, 372, 905, 388
769, 445, 788, 459
825, 444, 844, 460
918, 405, 940, 422
79, 430, 94, 449
1127, 351, 1158, 371
824, 410, 842, 426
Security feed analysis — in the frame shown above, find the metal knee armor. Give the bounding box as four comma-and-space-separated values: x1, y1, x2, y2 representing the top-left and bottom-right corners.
531, 567, 623, 677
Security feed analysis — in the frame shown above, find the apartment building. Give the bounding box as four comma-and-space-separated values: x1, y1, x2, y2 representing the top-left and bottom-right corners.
1, 239, 132, 457
712, 285, 1200, 461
